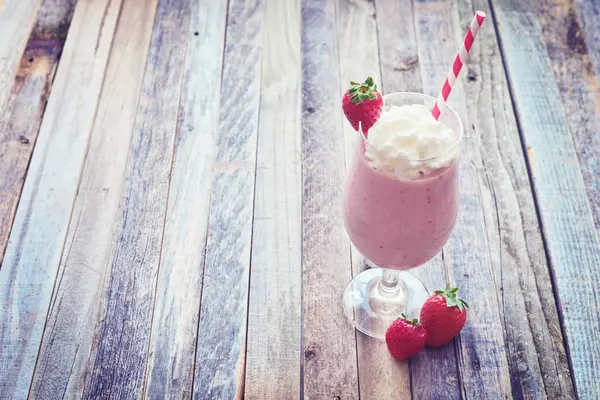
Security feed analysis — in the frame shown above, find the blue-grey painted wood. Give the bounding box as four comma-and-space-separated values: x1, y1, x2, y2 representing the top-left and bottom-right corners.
301, 0, 359, 398
0, 0, 123, 397
375, 0, 421, 94
0, 0, 75, 261
574, 0, 600, 79
491, 0, 600, 397
143, 0, 228, 398
460, 0, 574, 397
244, 0, 302, 398
29, 0, 159, 397
0, 0, 38, 111
536, 0, 600, 235
412, 0, 513, 398
81, 0, 190, 397
191, 0, 264, 398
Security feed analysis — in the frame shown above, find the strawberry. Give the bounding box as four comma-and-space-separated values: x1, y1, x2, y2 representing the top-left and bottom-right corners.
420, 284, 469, 348
385, 314, 427, 361
342, 76, 383, 134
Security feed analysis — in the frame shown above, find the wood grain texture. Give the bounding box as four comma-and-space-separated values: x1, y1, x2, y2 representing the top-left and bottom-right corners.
412, 1, 513, 398
191, 0, 264, 398
460, 0, 575, 398
0, 0, 39, 111
244, 0, 302, 398
79, 0, 189, 398
0, 0, 123, 397
574, 0, 600, 79
143, 0, 227, 398
301, 1, 359, 399
535, 0, 600, 232
374, 0, 420, 94
0, 0, 76, 262
29, 0, 158, 397
491, 0, 600, 397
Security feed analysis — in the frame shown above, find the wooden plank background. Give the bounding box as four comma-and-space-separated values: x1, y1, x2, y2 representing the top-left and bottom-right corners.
0, 0, 123, 397
301, 1, 360, 399
192, 0, 264, 398
465, 0, 574, 397
244, 0, 302, 398
492, 0, 600, 397
0, 0, 39, 112
82, 0, 190, 397
0, 0, 599, 398
30, 0, 158, 397
0, 0, 75, 262
144, 0, 227, 398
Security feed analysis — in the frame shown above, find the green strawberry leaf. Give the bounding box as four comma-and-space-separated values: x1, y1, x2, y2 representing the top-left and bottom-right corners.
434, 284, 469, 311
346, 76, 380, 104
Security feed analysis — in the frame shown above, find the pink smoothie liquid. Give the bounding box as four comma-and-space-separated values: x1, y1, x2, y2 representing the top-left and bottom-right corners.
343, 141, 459, 269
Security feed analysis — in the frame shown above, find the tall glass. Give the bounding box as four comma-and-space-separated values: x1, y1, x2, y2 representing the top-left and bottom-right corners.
342, 92, 463, 339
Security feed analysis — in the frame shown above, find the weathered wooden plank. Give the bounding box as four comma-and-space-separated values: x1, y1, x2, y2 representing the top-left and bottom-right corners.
574, 0, 600, 79
0, 0, 123, 397
143, 0, 227, 398
459, 0, 576, 398
301, 1, 359, 399
78, 0, 189, 398
412, 1, 514, 398
0, 0, 76, 262
29, 0, 158, 397
536, 0, 600, 233
374, 0, 420, 94
244, 0, 302, 398
191, 0, 264, 398
0, 0, 39, 110
491, 0, 600, 397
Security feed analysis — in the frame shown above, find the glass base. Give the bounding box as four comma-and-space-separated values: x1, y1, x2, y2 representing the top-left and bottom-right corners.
343, 268, 429, 339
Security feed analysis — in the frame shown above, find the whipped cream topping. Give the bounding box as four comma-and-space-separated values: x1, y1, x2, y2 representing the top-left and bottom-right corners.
364, 104, 458, 179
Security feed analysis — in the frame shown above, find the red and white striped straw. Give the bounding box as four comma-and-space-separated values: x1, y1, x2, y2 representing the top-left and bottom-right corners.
431, 11, 486, 120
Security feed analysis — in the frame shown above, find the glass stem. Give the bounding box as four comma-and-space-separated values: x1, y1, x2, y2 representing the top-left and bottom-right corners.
378, 268, 401, 297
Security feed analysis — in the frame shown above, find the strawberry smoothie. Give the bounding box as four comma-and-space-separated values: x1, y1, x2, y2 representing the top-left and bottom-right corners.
344, 140, 458, 269
341, 92, 463, 339
343, 102, 460, 269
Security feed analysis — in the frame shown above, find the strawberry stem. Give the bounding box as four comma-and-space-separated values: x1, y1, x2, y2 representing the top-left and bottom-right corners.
400, 313, 420, 325
435, 284, 469, 311
347, 76, 378, 104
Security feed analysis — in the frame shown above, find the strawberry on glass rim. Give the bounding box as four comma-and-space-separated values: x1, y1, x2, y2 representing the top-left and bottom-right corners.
342, 76, 383, 135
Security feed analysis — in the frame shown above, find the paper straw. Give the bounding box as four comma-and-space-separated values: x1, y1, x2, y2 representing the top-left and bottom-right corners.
431, 11, 486, 120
